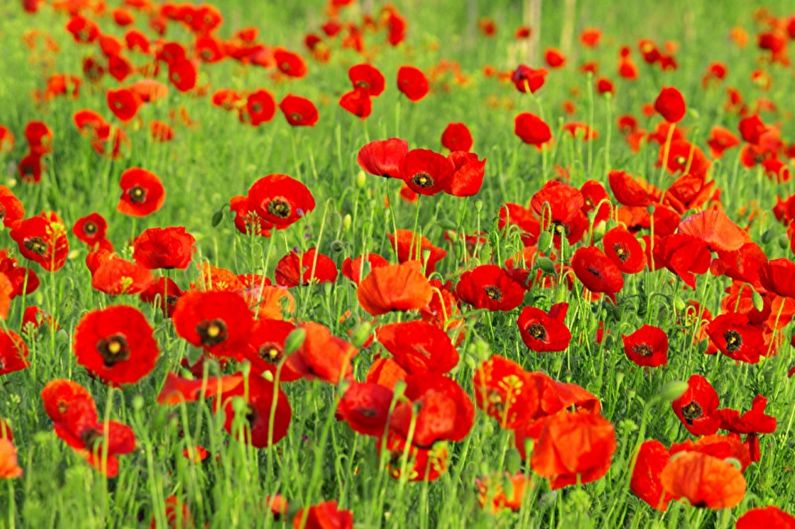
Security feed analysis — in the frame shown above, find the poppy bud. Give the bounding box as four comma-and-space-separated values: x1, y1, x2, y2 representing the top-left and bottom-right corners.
778, 234, 789, 250
438, 217, 458, 231
591, 221, 606, 241
211, 208, 224, 227
356, 170, 367, 188
330, 240, 345, 253
284, 328, 306, 354
761, 229, 775, 244
343, 214, 352, 231
475, 199, 483, 211
537, 231, 553, 250
751, 290, 764, 312
536, 257, 555, 273
658, 380, 688, 401
350, 322, 372, 348
673, 297, 686, 312
132, 395, 144, 411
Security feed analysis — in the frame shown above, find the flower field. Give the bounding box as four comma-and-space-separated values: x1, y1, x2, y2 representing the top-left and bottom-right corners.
0, 0, 794, 527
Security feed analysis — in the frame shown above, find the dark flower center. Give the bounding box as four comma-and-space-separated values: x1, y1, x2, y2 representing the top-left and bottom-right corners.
267, 198, 292, 219
81, 428, 103, 450
724, 330, 742, 352
196, 319, 228, 346
355, 80, 371, 90
411, 172, 434, 188
681, 401, 703, 424
258, 342, 283, 363
632, 343, 653, 357
97, 334, 130, 367
527, 323, 547, 340
280, 62, 290, 72
24, 237, 48, 255
84, 222, 97, 235
289, 112, 303, 122
251, 102, 263, 113
613, 244, 628, 261
128, 186, 147, 204
484, 286, 502, 301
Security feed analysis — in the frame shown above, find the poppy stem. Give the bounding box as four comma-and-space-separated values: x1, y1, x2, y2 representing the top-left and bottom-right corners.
658, 123, 676, 186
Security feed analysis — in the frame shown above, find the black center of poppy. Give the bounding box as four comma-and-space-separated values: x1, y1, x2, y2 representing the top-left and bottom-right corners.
411, 172, 434, 188
290, 112, 302, 122
632, 344, 653, 357
681, 401, 703, 424
355, 80, 371, 89
280, 62, 290, 72
24, 237, 47, 255
528, 323, 547, 340
724, 330, 742, 352
258, 342, 283, 363
244, 405, 258, 426
267, 198, 291, 219
484, 286, 502, 301
129, 186, 147, 203
613, 244, 628, 262
196, 319, 228, 346
251, 102, 262, 113
84, 222, 97, 235
81, 428, 103, 450
97, 334, 130, 367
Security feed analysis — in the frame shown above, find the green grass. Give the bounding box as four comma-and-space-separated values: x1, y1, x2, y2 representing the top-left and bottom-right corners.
0, 0, 794, 528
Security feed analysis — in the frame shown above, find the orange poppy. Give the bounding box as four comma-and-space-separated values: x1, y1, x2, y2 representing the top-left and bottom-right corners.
357, 262, 433, 315
659, 451, 746, 509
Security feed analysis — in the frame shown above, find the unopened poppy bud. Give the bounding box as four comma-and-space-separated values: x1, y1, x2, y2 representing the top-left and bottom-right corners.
132, 395, 144, 411
356, 170, 367, 188
673, 297, 686, 312
591, 221, 606, 241
211, 208, 224, 227
761, 229, 775, 244
778, 234, 789, 250
554, 288, 568, 304
537, 230, 553, 249
342, 214, 352, 231
475, 199, 483, 212
468, 337, 491, 360
752, 289, 764, 312
231, 396, 248, 414
350, 322, 372, 347
646, 204, 655, 214
438, 217, 458, 231
284, 328, 306, 354
536, 256, 555, 273
659, 380, 688, 402
330, 240, 345, 253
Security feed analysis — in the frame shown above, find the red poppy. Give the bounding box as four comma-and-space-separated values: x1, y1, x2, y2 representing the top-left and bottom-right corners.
397, 66, 429, 101
706, 313, 764, 364
156, 372, 243, 405
140, 276, 183, 317
672, 374, 721, 436
545, 48, 566, 68
72, 213, 107, 247
91, 254, 154, 295
376, 320, 458, 375
718, 395, 776, 461
339, 88, 372, 119
274, 248, 338, 287
246, 90, 276, 126
607, 170, 659, 207
133, 226, 195, 270
657, 234, 711, 289
0, 187, 24, 229
660, 140, 711, 177
274, 48, 307, 78
150, 121, 174, 142
66, 15, 99, 43
678, 206, 751, 253
106, 88, 142, 122
399, 148, 454, 196
759, 258, 795, 298
446, 151, 486, 197
659, 451, 745, 509
289, 322, 357, 384
623, 325, 668, 367
603, 227, 646, 273
241, 319, 302, 382
117, 168, 166, 217
387, 230, 447, 273
357, 138, 408, 179
441, 123, 473, 152
279, 95, 318, 127
737, 507, 795, 529
654, 87, 686, 123
220, 374, 291, 448
336, 381, 394, 436
514, 112, 551, 147
41, 379, 95, 424
511, 65, 547, 93
10, 212, 69, 272
18, 153, 43, 184
473, 355, 538, 429
631, 440, 673, 511
348, 64, 385, 96
74, 306, 159, 385
531, 412, 616, 489
229, 195, 272, 237
247, 174, 315, 229
571, 246, 624, 299
707, 126, 741, 158
292, 501, 353, 529
341, 253, 388, 284
0, 438, 21, 479
0, 330, 28, 376
456, 264, 524, 311
517, 303, 571, 352
358, 262, 433, 316
172, 291, 253, 358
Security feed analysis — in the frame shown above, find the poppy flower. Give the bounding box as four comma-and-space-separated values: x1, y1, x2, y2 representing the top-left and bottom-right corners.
623, 325, 668, 367
18, 154, 43, 184
678, 206, 751, 253
387, 230, 447, 273
672, 375, 721, 436
292, 501, 353, 529
357, 138, 408, 179
74, 306, 159, 385
220, 374, 291, 448
397, 66, 429, 101
631, 440, 673, 511
441, 123, 473, 152
0, 187, 23, 229
759, 258, 795, 298
242, 319, 302, 382
0, 330, 28, 376
106, 88, 141, 122
133, 226, 196, 270
603, 227, 646, 273
41, 379, 95, 424
530, 182, 588, 244
514, 112, 551, 147
289, 322, 357, 384
736, 507, 795, 529
247, 174, 315, 229
279, 95, 318, 127
661, 140, 711, 177
357, 262, 433, 315
0, 251, 38, 298
117, 168, 166, 217
399, 148, 454, 196
0, 438, 22, 479
246, 90, 276, 126
341, 253, 388, 284
389, 373, 474, 448
446, 151, 486, 197
10, 212, 69, 272
571, 246, 624, 299
348, 64, 385, 96
659, 451, 745, 509
655, 234, 711, 289
229, 195, 272, 237
172, 290, 253, 358
545, 48, 566, 68
376, 320, 459, 375
90, 252, 153, 295
274, 48, 307, 78
456, 264, 524, 311
274, 248, 338, 287
140, 276, 183, 317
511, 65, 547, 93
654, 87, 686, 123
156, 372, 243, 405
336, 381, 394, 436
72, 213, 107, 247
706, 313, 764, 364
66, 15, 99, 43
473, 355, 538, 429
531, 412, 616, 489
476, 473, 530, 513
517, 303, 571, 352
339, 88, 372, 119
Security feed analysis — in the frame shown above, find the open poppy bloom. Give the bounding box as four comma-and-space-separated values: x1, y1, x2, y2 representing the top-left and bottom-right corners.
172, 290, 253, 358
659, 451, 745, 509
759, 258, 795, 298
106, 88, 141, 122
718, 395, 776, 462
72, 213, 108, 247
273, 48, 307, 78
219, 374, 291, 448
292, 500, 353, 529
622, 325, 668, 367
242, 319, 302, 382
357, 138, 408, 179
0, 438, 22, 479
446, 151, 486, 197
341, 253, 388, 285
456, 264, 524, 312
671, 374, 721, 436
511, 65, 547, 93
348, 64, 385, 96
339, 88, 372, 119
274, 248, 338, 287
336, 381, 394, 436
441, 123, 473, 152
473, 355, 538, 429
133, 226, 195, 270
399, 149, 454, 196
247, 174, 315, 229
705, 313, 764, 364
0, 330, 29, 376
279, 95, 319, 127
388, 230, 447, 273
41, 379, 95, 424
571, 246, 624, 300
0, 186, 24, 228
246, 90, 276, 125
73, 306, 159, 385
10, 212, 69, 272
156, 372, 244, 405
288, 322, 358, 384
603, 227, 646, 273
397, 66, 429, 101
376, 320, 459, 375
631, 440, 674, 511
736, 506, 795, 529
517, 303, 571, 352
117, 168, 166, 217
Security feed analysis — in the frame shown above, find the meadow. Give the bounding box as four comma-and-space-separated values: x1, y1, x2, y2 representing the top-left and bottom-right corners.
0, 0, 794, 528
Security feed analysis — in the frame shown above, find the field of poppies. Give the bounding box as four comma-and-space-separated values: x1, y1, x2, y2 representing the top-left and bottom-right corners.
0, 0, 794, 527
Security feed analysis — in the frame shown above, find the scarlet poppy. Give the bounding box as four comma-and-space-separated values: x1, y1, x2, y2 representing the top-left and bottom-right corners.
603, 227, 646, 273
0, 438, 22, 479
357, 262, 432, 315
133, 226, 195, 270
659, 451, 745, 509
517, 303, 571, 352
623, 325, 668, 367
473, 355, 538, 429
339, 88, 372, 119
672, 374, 721, 436
140, 276, 183, 317
654, 87, 686, 123
247, 174, 315, 229
387, 230, 447, 273
657, 234, 712, 289
661, 140, 711, 177
514, 112, 551, 147
511, 65, 547, 93
73, 306, 159, 385
336, 381, 394, 436
229, 195, 272, 237
678, 206, 751, 252
531, 412, 616, 489
736, 507, 795, 529
441, 123, 473, 152
456, 264, 524, 311
0, 330, 28, 376
279, 95, 319, 127
397, 66, 429, 101
10, 212, 69, 272
706, 313, 764, 364
117, 168, 166, 217
631, 440, 673, 511
0, 250, 38, 298
357, 138, 408, 179
274, 248, 338, 287
759, 258, 795, 298
288, 322, 357, 384
242, 319, 302, 382
72, 213, 107, 247
246, 90, 276, 126
376, 320, 459, 375
41, 379, 94, 424
571, 246, 624, 299
66, 14, 99, 43
172, 291, 253, 358
156, 372, 243, 405
348, 64, 385, 96
292, 501, 353, 529
341, 253, 388, 284
545, 48, 566, 68
106, 88, 141, 122
399, 148, 454, 196
274, 48, 307, 78
220, 374, 291, 448
18, 153, 43, 184
446, 151, 486, 197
